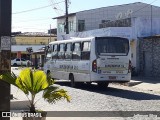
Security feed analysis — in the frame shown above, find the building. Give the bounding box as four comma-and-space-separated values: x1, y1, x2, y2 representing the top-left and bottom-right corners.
54, 2, 160, 39
11, 32, 57, 66
48, 28, 57, 35
139, 36, 160, 77
53, 2, 160, 77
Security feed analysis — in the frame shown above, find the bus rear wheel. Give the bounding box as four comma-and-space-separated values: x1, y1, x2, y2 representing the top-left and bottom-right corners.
97, 82, 109, 88
69, 74, 76, 88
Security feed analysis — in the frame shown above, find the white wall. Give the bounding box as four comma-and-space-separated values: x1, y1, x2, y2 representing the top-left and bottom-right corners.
133, 18, 160, 37
57, 2, 160, 40
57, 27, 132, 40
75, 2, 160, 31
12, 45, 45, 52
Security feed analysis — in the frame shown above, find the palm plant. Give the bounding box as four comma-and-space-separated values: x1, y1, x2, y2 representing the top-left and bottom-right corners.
0, 68, 70, 113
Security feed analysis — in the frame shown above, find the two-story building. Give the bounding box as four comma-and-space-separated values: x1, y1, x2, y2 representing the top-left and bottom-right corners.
53, 2, 160, 77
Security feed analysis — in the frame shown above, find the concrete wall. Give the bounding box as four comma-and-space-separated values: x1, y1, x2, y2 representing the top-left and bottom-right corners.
57, 27, 132, 40
133, 18, 160, 37
57, 2, 160, 39
139, 37, 160, 77
76, 2, 160, 31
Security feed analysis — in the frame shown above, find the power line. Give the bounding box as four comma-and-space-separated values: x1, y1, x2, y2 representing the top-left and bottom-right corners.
132, 0, 158, 14
13, 1, 159, 32
54, 0, 63, 11
48, 0, 60, 15
48, 0, 64, 15
12, 1, 65, 14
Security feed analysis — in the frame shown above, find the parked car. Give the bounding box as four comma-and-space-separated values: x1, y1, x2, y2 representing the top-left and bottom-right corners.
11, 58, 32, 66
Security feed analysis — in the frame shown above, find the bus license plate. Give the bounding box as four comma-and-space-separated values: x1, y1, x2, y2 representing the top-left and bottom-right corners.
109, 76, 116, 80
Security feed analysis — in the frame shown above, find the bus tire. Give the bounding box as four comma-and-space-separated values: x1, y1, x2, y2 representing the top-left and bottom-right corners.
69, 74, 76, 88
97, 82, 109, 88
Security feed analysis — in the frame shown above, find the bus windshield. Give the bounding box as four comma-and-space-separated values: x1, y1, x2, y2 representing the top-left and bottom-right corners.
96, 37, 129, 56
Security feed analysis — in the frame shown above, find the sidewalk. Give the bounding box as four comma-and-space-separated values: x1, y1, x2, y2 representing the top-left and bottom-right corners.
127, 76, 160, 93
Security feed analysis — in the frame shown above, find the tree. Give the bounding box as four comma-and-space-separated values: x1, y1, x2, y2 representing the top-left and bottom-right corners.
0, 68, 70, 113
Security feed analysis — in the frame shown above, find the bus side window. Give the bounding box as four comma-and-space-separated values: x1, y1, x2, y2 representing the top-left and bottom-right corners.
72, 42, 81, 60
52, 44, 58, 59
81, 42, 90, 60
58, 43, 65, 59
65, 43, 72, 60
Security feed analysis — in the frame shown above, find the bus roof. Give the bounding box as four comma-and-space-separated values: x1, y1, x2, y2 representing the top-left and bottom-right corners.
49, 36, 129, 45
49, 37, 95, 44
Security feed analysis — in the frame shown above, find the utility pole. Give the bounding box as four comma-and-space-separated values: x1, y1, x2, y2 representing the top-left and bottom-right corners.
65, 0, 69, 34
0, 0, 12, 119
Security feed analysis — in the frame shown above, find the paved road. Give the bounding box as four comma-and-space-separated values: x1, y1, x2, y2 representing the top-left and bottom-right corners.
10, 67, 160, 120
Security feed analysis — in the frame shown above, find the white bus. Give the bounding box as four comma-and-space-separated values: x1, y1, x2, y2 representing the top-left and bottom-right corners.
44, 37, 131, 88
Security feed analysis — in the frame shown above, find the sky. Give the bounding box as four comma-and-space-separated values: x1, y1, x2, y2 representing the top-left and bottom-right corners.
12, 0, 160, 33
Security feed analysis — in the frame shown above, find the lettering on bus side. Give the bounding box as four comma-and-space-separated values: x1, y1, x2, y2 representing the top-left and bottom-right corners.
105, 65, 125, 68
59, 65, 78, 70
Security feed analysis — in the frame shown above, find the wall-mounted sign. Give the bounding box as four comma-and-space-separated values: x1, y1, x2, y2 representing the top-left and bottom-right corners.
1, 36, 11, 50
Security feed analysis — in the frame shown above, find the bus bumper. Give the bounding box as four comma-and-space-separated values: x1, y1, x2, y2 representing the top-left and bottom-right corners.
90, 72, 131, 82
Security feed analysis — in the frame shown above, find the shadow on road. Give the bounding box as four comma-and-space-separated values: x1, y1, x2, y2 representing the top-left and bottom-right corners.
132, 76, 160, 84
55, 81, 160, 100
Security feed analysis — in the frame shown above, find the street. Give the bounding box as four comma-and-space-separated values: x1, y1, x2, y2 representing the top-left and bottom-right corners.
10, 67, 160, 120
